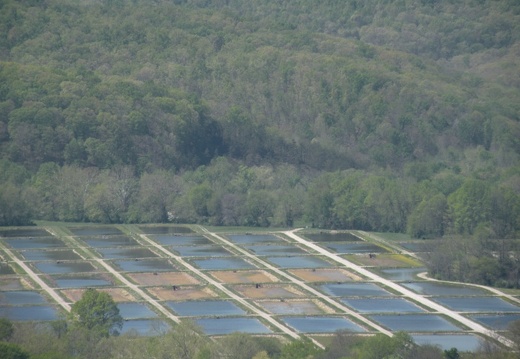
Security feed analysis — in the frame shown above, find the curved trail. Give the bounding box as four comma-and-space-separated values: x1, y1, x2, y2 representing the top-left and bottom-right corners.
283, 229, 515, 348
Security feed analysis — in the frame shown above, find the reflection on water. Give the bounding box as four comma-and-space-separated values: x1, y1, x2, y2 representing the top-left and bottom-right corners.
34, 261, 97, 274
193, 257, 255, 270
69, 227, 123, 236
320, 283, 393, 297
0, 229, 49, 238
342, 298, 424, 313
412, 334, 482, 352
96, 247, 159, 259
139, 226, 194, 234
245, 244, 307, 256
227, 234, 282, 244
379, 267, 426, 281
154, 235, 212, 246
282, 316, 365, 333
370, 314, 462, 332
266, 256, 332, 268
433, 296, 520, 313
304, 232, 361, 242
6, 238, 65, 249
118, 303, 158, 319
0, 291, 47, 305
53, 276, 112, 288
402, 282, 490, 296
172, 245, 233, 257
20, 249, 82, 261
196, 317, 271, 335
323, 242, 387, 254
120, 319, 170, 336
166, 300, 245, 316
470, 314, 520, 330
0, 305, 58, 321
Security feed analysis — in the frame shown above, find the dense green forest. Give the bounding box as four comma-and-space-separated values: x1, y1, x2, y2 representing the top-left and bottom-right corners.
0, 1, 519, 285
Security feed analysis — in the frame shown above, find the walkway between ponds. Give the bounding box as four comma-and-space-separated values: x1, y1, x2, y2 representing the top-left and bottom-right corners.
283, 229, 515, 348
198, 226, 393, 337
47, 228, 181, 324
137, 230, 303, 341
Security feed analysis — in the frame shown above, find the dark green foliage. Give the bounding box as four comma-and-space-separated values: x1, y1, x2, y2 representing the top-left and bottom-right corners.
0, 342, 29, 359
69, 289, 122, 337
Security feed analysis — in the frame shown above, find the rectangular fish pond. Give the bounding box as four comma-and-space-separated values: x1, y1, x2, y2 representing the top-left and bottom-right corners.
0, 228, 50, 237
402, 282, 491, 296
266, 256, 332, 269
20, 249, 82, 261
172, 245, 234, 257
369, 314, 462, 332
153, 235, 212, 246
244, 244, 308, 256
226, 234, 283, 245
469, 314, 520, 330
258, 300, 326, 315
322, 242, 388, 254
319, 283, 393, 297
412, 334, 483, 352
34, 261, 98, 274
5, 237, 66, 249
118, 302, 158, 319
96, 247, 159, 259
432, 297, 520, 313
0, 305, 58, 321
81, 235, 139, 248
192, 257, 255, 270
341, 298, 425, 313
52, 275, 113, 288
378, 267, 427, 281
195, 317, 271, 335
120, 319, 170, 336
138, 226, 194, 234
0, 290, 48, 305
68, 226, 123, 236
113, 259, 177, 272
304, 232, 361, 242
166, 300, 246, 317
282, 316, 365, 333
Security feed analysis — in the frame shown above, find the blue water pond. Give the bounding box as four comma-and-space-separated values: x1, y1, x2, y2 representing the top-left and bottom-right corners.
166, 300, 246, 316
282, 316, 365, 333
195, 317, 271, 335
342, 298, 425, 313
320, 283, 393, 297
370, 314, 462, 332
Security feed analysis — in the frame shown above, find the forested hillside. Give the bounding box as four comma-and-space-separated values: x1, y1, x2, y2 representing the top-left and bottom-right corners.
1, 0, 519, 246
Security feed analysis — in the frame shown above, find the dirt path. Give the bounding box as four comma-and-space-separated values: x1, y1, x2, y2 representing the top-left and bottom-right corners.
0, 242, 71, 312
283, 229, 515, 348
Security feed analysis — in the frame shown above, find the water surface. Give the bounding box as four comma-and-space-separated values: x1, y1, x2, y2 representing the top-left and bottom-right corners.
192, 257, 255, 270
342, 298, 424, 313
20, 249, 82, 261
282, 316, 365, 333
304, 232, 361, 242
196, 317, 271, 335
470, 314, 520, 330
154, 235, 212, 246
412, 334, 482, 352
226, 234, 283, 244
34, 261, 97, 274
0, 305, 58, 321
118, 303, 158, 319
402, 282, 490, 296
120, 319, 170, 336
320, 283, 393, 297
245, 244, 307, 256
433, 297, 520, 312
266, 256, 332, 269
0, 291, 47, 305
6, 238, 65, 249
166, 300, 246, 316
370, 314, 462, 332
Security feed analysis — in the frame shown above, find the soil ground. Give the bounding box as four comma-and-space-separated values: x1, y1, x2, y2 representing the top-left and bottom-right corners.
208, 270, 279, 284
127, 272, 199, 286
233, 284, 305, 299
345, 253, 420, 267
146, 286, 217, 301
62, 288, 136, 302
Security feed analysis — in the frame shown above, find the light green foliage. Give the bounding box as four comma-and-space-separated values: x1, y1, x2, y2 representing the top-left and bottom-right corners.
279, 338, 322, 359
69, 289, 122, 337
